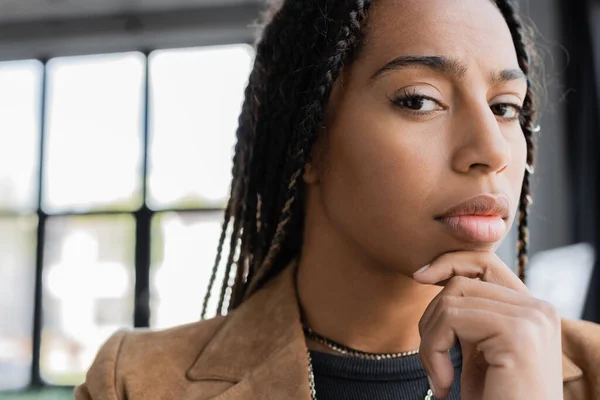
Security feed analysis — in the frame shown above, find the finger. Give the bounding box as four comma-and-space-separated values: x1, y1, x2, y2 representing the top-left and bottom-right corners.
420, 306, 523, 399
426, 295, 532, 324
420, 297, 528, 396
413, 251, 529, 294
418, 277, 537, 336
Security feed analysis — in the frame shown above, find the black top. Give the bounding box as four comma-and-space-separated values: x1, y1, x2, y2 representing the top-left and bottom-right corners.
309, 343, 462, 400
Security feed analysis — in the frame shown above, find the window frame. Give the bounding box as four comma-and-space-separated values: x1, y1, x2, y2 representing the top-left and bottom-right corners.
0, 3, 259, 392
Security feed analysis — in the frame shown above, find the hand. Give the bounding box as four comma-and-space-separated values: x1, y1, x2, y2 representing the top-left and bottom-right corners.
412, 251, 563, 400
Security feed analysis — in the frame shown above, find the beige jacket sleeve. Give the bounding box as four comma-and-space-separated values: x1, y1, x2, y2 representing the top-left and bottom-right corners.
74, 331, 128, 400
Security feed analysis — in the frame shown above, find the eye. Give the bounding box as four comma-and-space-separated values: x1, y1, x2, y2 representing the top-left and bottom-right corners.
490, 103, 522, 121
398, 96, 439, 111
391, 90, 445, 114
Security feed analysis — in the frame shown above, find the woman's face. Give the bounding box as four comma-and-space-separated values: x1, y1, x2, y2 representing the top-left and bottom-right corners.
310, 0, 528, 273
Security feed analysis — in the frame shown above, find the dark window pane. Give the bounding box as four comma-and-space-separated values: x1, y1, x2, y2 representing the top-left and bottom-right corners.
41, 215, 135, 385
0, 60, 42, 212
151, 211, 227, 327
148, 45, 253, 210
0, 216, 37, 391
43, 53, 145, 213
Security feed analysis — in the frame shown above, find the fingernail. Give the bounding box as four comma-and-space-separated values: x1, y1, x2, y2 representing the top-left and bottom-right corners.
414, 264, 431, 276
427, 375, 436, 397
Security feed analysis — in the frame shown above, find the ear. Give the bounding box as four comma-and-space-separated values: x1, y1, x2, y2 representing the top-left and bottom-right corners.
303, 161, 320, 185
304, 88, 336, 186
303, 135, 326, 185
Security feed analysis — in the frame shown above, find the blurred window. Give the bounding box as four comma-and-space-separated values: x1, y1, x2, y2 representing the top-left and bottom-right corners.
44, 53, 145, 213
148, 46, 250, 209
0, 44, 253, 391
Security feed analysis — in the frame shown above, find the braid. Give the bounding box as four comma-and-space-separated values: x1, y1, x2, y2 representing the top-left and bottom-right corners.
495, 0, 538, 282
200, 195, 232, 319
244, 0, 373, 299
245, 169, 302, 296
201, 46, 262, 317
216, 214, 242, 314
200, 123, 245, 318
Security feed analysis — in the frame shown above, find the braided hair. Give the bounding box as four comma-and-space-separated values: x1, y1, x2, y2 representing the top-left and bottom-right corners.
201, 0, 538, 318
495, 0, 539, 282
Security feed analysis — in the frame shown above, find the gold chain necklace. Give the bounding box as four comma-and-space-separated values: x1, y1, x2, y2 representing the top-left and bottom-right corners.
303, 327, 434, 400
304, 327, 420, 359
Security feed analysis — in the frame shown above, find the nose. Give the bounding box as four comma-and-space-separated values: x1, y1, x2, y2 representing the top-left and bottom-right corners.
450, 104, 512, 175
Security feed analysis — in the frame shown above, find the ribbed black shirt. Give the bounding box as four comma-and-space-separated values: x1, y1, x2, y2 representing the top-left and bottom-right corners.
309, 344, 462, 400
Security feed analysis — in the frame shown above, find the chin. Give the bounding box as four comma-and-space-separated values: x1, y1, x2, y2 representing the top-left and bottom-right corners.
443, 241, 501, 254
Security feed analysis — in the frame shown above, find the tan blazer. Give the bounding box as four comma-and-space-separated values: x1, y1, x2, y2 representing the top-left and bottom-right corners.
75, 265, 600, 399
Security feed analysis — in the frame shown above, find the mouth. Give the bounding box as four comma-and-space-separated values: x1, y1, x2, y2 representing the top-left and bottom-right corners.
434, 194, 510, 243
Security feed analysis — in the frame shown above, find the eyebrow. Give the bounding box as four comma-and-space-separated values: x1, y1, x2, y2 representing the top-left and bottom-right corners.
371, 55, 526, 84
489, 68, 527, 84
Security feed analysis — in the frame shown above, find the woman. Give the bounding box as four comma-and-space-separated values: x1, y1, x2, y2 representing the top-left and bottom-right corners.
76, 0, 600, 399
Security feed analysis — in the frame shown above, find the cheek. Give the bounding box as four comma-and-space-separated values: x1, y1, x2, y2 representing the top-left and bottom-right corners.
508, 131, 528, 190
506, 130, 528, 216
319, 103, 444, 267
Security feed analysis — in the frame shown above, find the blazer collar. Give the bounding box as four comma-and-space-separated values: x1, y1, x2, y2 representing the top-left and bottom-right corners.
186, 262, 311, 399
186, 261, 582, 397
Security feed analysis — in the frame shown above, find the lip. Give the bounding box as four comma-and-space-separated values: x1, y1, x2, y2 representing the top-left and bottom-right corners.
435, 194, 510, 243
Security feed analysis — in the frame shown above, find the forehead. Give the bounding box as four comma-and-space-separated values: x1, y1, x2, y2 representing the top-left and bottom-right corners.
361, 0, 519, 71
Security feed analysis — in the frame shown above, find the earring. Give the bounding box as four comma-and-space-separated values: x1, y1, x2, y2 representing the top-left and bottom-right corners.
525, 194, 533, 205
525, 164, 535, 174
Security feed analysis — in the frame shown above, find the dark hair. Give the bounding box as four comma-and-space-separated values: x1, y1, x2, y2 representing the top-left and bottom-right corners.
201, 0, 537, 318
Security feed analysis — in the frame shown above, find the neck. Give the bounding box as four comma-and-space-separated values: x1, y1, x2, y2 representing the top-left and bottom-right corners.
297, 195, 442, 354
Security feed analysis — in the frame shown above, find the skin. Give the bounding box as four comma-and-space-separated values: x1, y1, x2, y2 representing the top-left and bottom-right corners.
296, 0, 563, 398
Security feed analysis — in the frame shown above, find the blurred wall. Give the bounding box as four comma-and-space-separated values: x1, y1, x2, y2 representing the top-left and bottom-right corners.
519, 0, 572, 255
